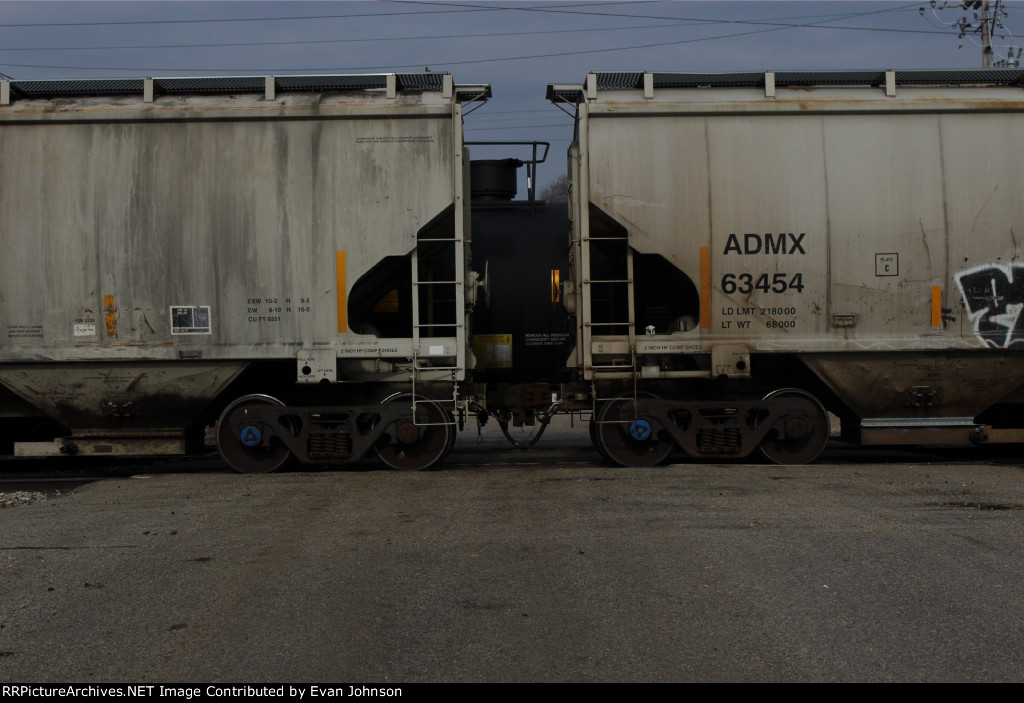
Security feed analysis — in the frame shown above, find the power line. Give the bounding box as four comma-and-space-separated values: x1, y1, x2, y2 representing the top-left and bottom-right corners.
923, 0, 1022, 67
0, 20, 769, 53
0, 2, 981, 75
393, 0, 931, 26
0, 6, 492, 28
0, 3, 929, 54
0, 1, 638, 29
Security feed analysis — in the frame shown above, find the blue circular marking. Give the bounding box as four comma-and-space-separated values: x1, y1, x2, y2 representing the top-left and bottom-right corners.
240, 425, 262, 447
630, 419, 652, 441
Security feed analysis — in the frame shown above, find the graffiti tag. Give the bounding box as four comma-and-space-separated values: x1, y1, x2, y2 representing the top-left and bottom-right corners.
955, 264, 1024, 348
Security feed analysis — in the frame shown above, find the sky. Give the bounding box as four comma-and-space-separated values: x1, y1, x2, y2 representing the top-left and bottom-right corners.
1, 0, 1020, 189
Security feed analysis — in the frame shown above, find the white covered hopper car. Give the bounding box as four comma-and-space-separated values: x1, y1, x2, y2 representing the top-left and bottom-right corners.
547, 69, 1024, 466
0, 74, 490, 472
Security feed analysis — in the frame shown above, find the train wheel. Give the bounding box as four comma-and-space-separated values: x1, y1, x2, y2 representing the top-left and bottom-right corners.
758, 388, 830, 465
374, 393, 454, 471
594, 394, 674, 467
215, 394, 294, 474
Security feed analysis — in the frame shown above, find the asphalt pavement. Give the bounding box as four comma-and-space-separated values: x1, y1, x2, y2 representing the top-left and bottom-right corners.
1, 444, 1023, 682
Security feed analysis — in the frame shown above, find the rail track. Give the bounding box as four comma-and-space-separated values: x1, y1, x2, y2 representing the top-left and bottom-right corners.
1, 437, 1020, 494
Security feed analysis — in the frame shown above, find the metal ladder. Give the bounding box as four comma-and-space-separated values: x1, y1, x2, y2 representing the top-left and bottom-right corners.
584, 230, 641, 423
409, 232, 461, 426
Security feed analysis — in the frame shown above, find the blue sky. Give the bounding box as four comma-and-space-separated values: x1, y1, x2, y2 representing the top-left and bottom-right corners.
2, 1, 1019, 188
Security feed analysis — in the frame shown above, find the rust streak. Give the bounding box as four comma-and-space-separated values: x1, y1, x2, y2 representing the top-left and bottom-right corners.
103, 295, 117, 338
919, 220, 933, 273
125, 374, 146, 393
138, 310, 155, 334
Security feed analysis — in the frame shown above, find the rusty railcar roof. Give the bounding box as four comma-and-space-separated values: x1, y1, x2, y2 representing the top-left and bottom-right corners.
547, 68, 1024, 103
2, 73, 491, 102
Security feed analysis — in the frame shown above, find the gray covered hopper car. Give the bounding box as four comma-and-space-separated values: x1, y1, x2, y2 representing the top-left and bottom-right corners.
0, 74, 490, 471
547, 69, 1024, 466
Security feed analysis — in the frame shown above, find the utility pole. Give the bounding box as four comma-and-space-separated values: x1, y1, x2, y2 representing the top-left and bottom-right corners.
922, 1, 1018, 67
981, 1, 994, 68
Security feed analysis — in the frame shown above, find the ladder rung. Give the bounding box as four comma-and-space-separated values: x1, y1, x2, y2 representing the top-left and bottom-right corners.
586, 279, 631, 284
414, 280, 460, 285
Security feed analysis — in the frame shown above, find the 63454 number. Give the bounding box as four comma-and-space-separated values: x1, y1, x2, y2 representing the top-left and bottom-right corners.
721, 272, 804, 295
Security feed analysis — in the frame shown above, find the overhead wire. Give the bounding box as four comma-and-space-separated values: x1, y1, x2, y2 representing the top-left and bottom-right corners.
0, 2, 929, 54
0, 1, 1007, 74
0, 2, 958, 73
0, 1, 645, 28
0, 19, 794, 53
